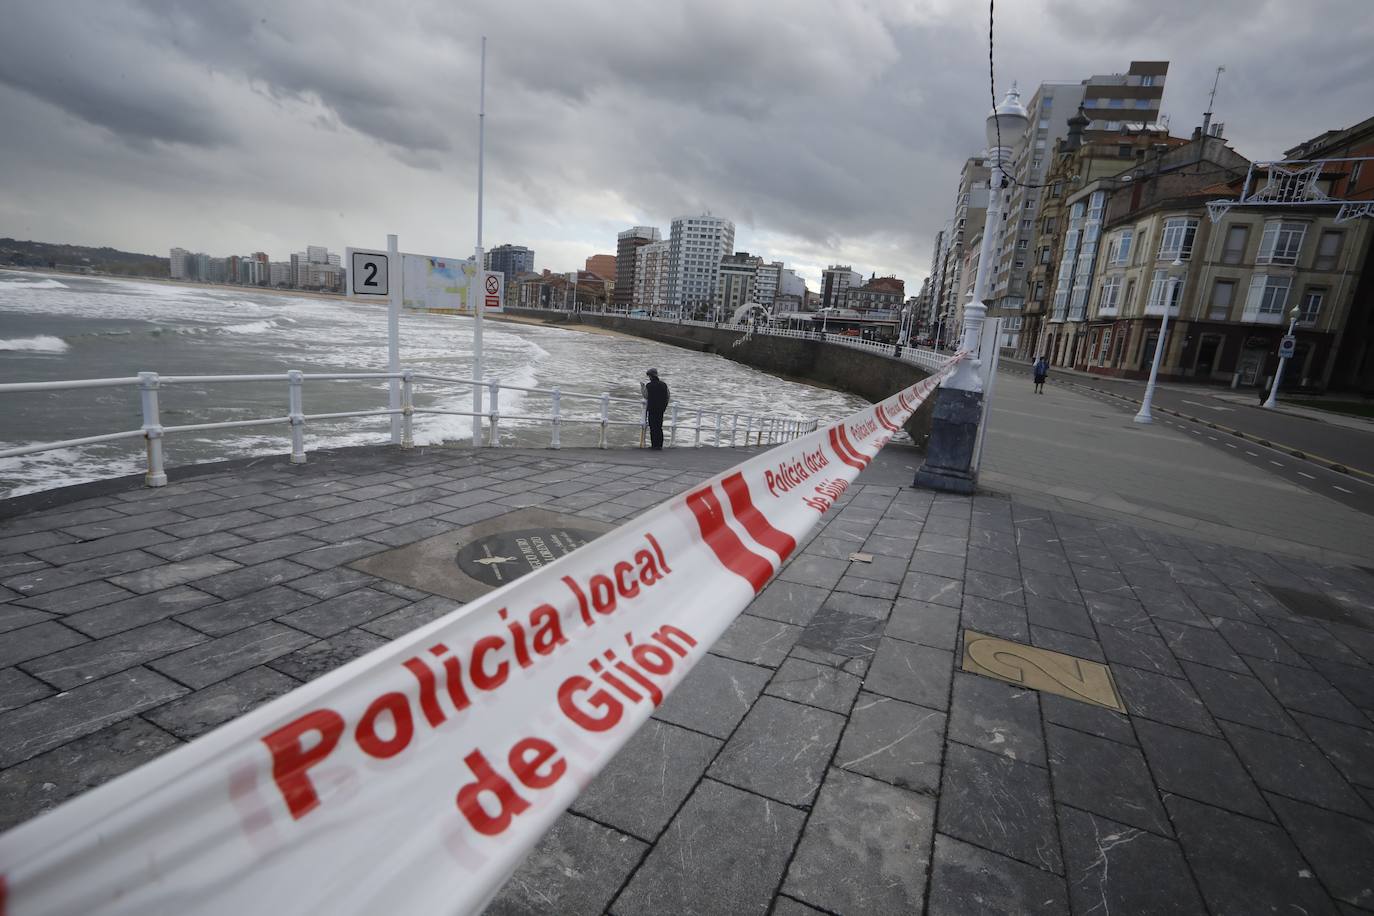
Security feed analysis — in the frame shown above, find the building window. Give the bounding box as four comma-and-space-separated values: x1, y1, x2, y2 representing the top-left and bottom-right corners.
1141, 75, 1156, 87
1147, 268, 1184, 313
1221, 225, 1248, 264
1298, 288, 1324, 324
1243, 275, 1291, 321
1123, 278, 1136, 312
1209, 279, 1235, 320
1043, 217, 1056, 234
1119, 145, 1132, 158
1051, 182, 1063, 198
1135, 98, 1151, 109
1108, 229, 1133, 265
1106, 121, 1121, 131
1348, 161, 1363, 194
1100, 275, 1122, 312
1039, 247, 1051, 264
1257, 220, 1307, 265
1017, 239, 1029, 250
1314, 230, 1343, 270
1109, 98, 1124, 108
1034, 281, 1045, 299
1158, 217, 1199, 260
1083, 98, 1097, 108
1099, 328, 1112, 365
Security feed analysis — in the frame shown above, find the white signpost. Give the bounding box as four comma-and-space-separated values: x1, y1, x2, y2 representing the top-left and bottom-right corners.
346, 244, 402, 443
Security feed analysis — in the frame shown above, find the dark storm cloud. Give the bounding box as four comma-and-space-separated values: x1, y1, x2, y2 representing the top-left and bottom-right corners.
1, 0, 1371, 283
0, 2, 231, 148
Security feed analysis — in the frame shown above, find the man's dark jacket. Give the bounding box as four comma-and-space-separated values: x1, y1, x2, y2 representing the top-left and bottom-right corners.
645, 378, 670, 413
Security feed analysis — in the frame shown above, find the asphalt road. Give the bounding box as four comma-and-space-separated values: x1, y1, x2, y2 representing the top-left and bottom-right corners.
1000, 364, 1374, 520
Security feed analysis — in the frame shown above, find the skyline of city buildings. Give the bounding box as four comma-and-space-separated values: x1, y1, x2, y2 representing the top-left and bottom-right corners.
917, 58, 1373, 392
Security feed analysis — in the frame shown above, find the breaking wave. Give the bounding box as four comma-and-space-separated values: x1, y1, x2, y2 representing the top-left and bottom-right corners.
0, 276, 69, 290
0, 335, 69, 353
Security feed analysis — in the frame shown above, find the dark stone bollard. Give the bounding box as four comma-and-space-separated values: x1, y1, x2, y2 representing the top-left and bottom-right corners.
912, 387, 983, 494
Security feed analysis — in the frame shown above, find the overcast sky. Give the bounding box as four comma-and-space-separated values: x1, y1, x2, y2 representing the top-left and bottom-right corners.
2, 0, 1371, 288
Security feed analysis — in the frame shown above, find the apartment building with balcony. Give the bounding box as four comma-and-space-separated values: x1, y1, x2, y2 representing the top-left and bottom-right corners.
993, 63, 1169, 355
820, 265, 863, 311
754, 261, 783, 308
716, 251, 763, 315
843, 275, 905, 313
1070, 145, 1367, 391
632, 238, 670, 311
924, 158, 990, 332
1284, 115, 1374, 391
667, 215, 735, 309
1039, 123, 1191, 366
614, 227, 660, 308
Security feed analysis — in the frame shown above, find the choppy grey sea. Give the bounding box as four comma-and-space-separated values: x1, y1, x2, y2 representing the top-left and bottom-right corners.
0, 270, 868, 497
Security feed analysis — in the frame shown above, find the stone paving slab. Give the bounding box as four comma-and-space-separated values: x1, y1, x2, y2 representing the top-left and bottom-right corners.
0, 443, 1372, 913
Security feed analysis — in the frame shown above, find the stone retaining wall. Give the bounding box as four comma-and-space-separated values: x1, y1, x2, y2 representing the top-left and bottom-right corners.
504, 309, 936, 446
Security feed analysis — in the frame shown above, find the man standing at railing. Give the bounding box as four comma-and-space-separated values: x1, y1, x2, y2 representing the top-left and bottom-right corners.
644, 368, 669, 450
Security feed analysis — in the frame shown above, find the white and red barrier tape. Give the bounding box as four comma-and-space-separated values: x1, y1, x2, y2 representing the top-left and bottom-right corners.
0, 354, 962, 915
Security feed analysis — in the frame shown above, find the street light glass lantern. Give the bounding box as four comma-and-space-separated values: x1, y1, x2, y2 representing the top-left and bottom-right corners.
986, 85, 1030, 155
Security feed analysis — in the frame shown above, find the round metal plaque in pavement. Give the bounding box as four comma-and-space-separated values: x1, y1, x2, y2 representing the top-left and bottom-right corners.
455, 527, 600, 587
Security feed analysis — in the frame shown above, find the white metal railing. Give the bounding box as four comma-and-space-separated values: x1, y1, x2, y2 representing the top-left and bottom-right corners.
540, 306, 949, 372
0, 370, 819, 489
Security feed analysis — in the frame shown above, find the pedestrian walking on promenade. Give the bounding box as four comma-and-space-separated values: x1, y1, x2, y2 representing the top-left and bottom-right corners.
644, 368, 670, 450
1033, 356, 1049, 394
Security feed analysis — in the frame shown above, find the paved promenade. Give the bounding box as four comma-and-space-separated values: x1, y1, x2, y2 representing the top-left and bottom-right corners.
981, 367, 1374, 564
1, 439, 1372, 914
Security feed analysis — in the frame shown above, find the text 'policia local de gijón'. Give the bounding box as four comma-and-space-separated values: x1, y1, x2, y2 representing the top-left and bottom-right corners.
260, 532, 690, 839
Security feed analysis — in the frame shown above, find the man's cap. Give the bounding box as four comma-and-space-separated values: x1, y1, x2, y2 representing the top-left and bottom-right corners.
646, 368, 658, 377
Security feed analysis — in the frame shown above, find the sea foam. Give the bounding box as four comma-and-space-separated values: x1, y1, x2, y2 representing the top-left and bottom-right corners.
0, 335, 70, 353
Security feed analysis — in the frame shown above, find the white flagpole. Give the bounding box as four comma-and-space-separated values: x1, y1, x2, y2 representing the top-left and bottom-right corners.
469, 36, 487, 447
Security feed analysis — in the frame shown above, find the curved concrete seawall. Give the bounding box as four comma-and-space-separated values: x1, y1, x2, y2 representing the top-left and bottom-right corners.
505, 308, 937, 447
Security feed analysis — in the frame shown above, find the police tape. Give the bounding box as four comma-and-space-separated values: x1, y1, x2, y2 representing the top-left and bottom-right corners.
0, 353, 963, 915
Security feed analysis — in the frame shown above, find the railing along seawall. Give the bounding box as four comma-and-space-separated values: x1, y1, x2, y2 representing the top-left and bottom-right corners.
0, 371, 819, 490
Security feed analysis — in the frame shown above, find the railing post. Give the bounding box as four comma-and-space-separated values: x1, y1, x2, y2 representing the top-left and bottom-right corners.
669, 403, 679, 447
694, 408, 703, 447
714, 412, 722, 447
287, 369, 306, 464
470, 380, 483, 448
400, 369, 414, 449
745, 415, 754, 446
550, 387, 561, 449
731, 413, 739, 447
138, 371, 167, 487
487, 378, 500, 447
598, 393, 610, 449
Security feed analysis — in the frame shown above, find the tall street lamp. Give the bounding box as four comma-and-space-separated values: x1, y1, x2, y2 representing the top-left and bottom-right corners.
1134, 257, 1185, 424
1262, 304, 1301, 409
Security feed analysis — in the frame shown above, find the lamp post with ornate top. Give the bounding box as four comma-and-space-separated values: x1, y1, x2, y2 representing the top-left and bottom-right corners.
915, 86, 1027, 493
